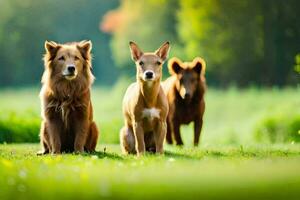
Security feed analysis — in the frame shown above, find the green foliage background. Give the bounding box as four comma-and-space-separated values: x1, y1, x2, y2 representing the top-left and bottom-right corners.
106, 0, 300, 86
0, 0, 299, 87
0, 2, 299, 199
0, 0, 119, 87
0, 0, 299, 145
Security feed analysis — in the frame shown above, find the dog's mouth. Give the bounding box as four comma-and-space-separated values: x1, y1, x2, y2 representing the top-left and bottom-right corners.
62, 72, 77, 80
143, 77, 155, 81
62, 66, 77, 80
182, 95, 191, 101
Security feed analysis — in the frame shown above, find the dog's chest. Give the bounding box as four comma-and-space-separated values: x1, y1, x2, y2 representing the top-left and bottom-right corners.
175, 101, 198, 123
47, 98, 83, 122
142, 108, 160, 120
141, 107, 160, 132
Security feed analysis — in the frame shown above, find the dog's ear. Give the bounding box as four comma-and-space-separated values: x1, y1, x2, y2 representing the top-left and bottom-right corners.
129, 41, 143, 61
192, 57, 206, 75
45, 41, 60, 58
155, 41, 170, 61
168, 57, 183, 75
77, 40, 92, 60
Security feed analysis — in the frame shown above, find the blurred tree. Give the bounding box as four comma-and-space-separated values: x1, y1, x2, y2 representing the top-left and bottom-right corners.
295, 53, 300, 74
101, 0, 179, 77
261, 0, 300, 85
103, 0, 300, 86
177, 0, 300, 86
177, 0, 264, 86
0, 0, 299, 87
0, 0, 119, 87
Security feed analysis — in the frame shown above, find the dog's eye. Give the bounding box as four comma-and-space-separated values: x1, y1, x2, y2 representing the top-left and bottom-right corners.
74, 56, 80, 60
139, 61, 144, 66
156, 61, 162, 65
58, 56, 65, 61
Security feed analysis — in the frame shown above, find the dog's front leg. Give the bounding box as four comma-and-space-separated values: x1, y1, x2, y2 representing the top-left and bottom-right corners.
165, 118, 173, 144
48, 120, 63, 154
37, 121, 51, 155
193, 117, 203, 146
133, 121, 145, 156
154, 120, 167, 154
74, 121, 89, 153
172, 118, 183, 146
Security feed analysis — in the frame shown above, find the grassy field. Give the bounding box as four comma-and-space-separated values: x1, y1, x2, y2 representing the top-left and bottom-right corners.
0, 83, 300, 199
0, 82, 299, 144
1, 143, 300, 200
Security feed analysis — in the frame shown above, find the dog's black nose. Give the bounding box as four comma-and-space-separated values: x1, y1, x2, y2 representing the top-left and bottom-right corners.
184, 93, 190, 99
67, 65, 75, 73
145, 71, 153, 79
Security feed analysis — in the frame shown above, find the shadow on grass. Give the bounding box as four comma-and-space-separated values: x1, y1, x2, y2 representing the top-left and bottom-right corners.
164, 150, 195, 160
82, 150, 124, 160
36, 151, 124, 160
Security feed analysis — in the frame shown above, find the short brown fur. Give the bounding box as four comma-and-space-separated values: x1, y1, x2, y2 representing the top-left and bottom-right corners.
38, 40, 99, 154
162, 57, 206, 146
120, 41, 170, 156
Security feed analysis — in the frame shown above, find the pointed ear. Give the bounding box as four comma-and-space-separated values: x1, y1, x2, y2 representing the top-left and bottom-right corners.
129, 41, 143, 61
192, 57, 206, 75
168, 57, 183, 75
45, 41, 60, 58
77, 40, 92, 60
155, 41, 170, 61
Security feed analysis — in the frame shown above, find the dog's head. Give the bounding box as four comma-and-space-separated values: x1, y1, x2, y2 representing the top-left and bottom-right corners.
129, 41, 170, 84
168, 57, 206, 100
43, 40, 92, 81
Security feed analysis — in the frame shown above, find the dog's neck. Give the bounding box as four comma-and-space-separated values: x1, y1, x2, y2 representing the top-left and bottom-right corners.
138, 79, 160, 108
42, 68, 93, 100
47, 81, 89, 100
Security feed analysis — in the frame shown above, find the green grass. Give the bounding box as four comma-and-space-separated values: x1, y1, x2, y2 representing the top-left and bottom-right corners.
0, 84, 300, 199
0, 144, 300, 199
0, 82, 300, 144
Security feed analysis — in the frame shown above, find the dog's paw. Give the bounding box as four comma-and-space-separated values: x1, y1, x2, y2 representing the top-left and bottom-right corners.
36, 150, 49, 156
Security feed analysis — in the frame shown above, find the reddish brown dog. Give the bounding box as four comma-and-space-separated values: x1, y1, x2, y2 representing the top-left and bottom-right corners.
162, 57, 206, 146
120, 41, 170, 156
38, 40, 99, 154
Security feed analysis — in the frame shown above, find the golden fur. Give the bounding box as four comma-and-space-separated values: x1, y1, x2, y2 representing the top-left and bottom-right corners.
120, 41, 170, 156
38, 40, 99, 154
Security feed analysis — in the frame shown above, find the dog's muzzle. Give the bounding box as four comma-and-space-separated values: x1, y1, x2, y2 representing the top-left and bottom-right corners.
180, 87, 192, 100
63, 65, 77, 80
143, 70, 155, 81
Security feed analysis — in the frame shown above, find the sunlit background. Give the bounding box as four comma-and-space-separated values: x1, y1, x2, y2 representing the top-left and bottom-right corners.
0, 0, 299, 87
0, 1, 300, 199
0, 0, 299, 145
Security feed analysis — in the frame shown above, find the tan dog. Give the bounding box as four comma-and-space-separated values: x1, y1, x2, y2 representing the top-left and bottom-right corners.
120, 41, 170, 156
162, 57, 206, 146
38, 40, 99, 154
